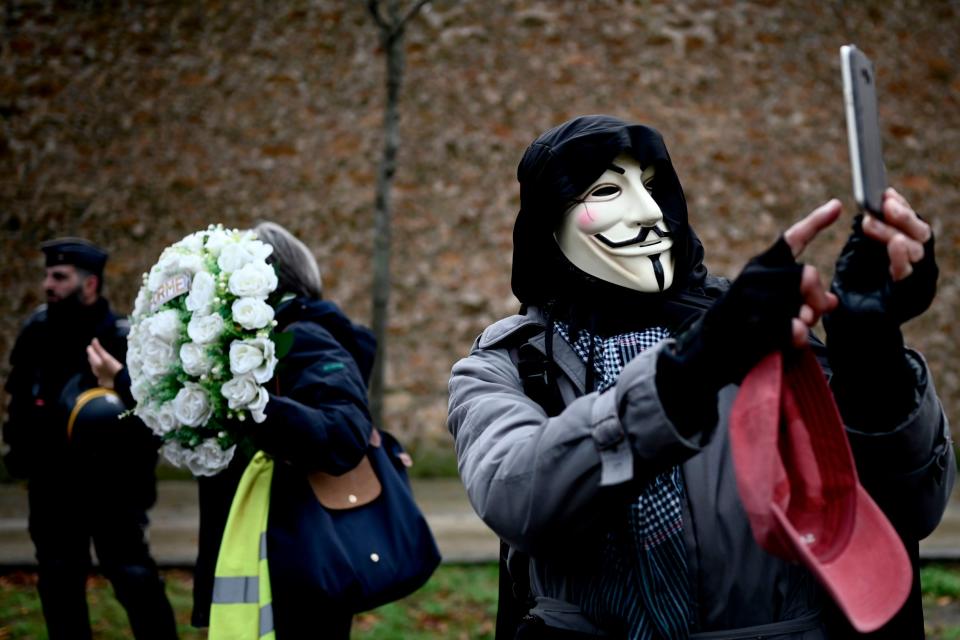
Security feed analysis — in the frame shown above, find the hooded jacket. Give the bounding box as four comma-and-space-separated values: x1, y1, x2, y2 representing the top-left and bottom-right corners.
192, 297, 376, 628
511, 114, 721, 333
448, 116, 955, 637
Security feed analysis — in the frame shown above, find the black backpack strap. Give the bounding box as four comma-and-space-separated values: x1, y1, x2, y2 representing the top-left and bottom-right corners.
496, 540, 534, 639
517, 342, 566, 418
496, 336, 569, 639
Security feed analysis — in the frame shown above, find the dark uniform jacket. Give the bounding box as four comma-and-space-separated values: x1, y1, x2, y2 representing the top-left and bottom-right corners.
3, 298, 158, 503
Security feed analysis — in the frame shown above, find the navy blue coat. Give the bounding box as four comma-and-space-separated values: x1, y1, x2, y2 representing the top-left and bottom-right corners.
192, 297, 376, 627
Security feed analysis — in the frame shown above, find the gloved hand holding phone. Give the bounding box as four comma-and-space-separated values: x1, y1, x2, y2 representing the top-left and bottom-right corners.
824, 188, 937, 430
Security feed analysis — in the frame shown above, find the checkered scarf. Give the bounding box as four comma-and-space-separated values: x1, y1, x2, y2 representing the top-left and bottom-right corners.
556, 323, 691, 640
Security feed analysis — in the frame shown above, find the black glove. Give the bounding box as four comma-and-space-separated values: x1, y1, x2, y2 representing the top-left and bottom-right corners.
823, 214, 938, 429
657, 237, 803, 434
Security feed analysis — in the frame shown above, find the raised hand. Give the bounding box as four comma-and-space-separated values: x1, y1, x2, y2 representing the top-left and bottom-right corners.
823, 187, 937, 428
783, 198, 842, 346
830, 188, 937, 329
86, 337, 124, 389
665, 198, 842, 391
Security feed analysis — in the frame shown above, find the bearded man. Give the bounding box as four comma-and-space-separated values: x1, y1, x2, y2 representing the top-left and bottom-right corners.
3, 238, 177, 640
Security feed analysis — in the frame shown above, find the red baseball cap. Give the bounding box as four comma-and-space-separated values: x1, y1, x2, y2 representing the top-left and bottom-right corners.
730, 347, 910, 633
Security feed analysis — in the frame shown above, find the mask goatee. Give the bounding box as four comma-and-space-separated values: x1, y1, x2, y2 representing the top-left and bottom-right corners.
649, 254, 665, 292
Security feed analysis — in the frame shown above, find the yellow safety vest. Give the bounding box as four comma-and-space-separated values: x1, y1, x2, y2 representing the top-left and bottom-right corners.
209, 451, 276, 640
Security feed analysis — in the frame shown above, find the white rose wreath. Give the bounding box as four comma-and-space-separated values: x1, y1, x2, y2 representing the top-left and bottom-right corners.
127, 225, 290, 476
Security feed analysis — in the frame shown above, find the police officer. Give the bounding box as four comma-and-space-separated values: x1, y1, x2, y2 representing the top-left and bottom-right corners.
2, 238, 178, 639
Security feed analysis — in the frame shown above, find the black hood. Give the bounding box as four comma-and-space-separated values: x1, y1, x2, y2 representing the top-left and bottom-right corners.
275, 298, 376, 385
511, 115, 711, 330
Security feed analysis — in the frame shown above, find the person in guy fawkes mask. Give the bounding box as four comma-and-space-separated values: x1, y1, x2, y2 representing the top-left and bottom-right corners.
2, 238, 177, 640
447, 115, 954, 639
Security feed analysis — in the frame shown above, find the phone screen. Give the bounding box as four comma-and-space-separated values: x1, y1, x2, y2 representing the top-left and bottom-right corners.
841, 44, 887, 217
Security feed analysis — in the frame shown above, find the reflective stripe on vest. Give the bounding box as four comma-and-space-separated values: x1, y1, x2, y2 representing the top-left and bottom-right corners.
209, 452, 275, 640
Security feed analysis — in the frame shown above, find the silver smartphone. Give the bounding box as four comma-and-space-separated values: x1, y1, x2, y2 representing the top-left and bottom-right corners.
841, 44, 887, 217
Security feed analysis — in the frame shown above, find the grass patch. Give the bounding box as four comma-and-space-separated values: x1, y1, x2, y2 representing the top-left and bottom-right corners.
4, 563, 960, 638
0, 570, 206, 639
406, 441, 460, 479
924, 564, 960, 599
0, 564, 496, 639
921, 564, 960, 639
355, 563, 497, 638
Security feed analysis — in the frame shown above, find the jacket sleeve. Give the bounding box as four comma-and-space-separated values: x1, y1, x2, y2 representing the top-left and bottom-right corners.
846, 349, 955, 540
113, 368, 135, 408
251, 321, 373, 475
448, 338, 711, 553
2, 320, 44, 479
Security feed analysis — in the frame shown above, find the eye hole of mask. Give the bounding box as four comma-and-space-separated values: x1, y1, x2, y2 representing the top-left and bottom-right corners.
589, 185, 620, 198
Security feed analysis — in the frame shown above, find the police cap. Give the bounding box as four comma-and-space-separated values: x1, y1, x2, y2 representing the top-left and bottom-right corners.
41, 237, 108, 276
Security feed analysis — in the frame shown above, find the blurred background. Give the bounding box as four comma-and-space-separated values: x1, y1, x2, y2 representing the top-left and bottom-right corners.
2, 0, 959, 471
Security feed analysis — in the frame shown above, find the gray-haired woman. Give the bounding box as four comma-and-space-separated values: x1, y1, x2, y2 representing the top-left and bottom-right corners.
193, 222, 376, 639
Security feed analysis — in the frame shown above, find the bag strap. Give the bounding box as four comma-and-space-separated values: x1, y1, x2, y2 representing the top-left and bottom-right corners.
496, 540, 533, 640
517, 342, 566, 418
495, 335, 569, 637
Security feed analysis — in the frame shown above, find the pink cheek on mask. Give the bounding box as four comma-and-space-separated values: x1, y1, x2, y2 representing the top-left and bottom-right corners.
576, 207, 597, 231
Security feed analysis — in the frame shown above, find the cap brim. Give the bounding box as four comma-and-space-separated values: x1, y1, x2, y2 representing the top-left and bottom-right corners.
774, 483, 911, 633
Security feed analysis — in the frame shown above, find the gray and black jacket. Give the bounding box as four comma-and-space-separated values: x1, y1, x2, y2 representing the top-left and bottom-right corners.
448, 307, 954, 639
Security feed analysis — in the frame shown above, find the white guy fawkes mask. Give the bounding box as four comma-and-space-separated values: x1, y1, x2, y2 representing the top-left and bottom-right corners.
555, 153, 675, 292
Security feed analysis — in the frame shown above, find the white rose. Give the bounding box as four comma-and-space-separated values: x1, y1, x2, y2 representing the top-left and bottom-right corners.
229, 337, 277, 383
172, 251, 205, 276
249, 387, 269, 423
145, 309, 182, 344
141, 336, 176, 378
147, 269, 162, 292
251, 338, 277, 383
220, 374, 260, 409
161, 441, 190, 469
187, 313, 225, 344
136, 402, 178, 436
130, 379, 150, 404
147, 253, 174, 290
132, 286, 150, 319
229, 340, 264, 375
126, 325, 141, 350
228, 261, 278, 299
175, 231, 205, 253
186, 271, 217, 315
217, 242, 255, 273
204, 228, 231, 257
172, 382, 213, 427
217, 238, 273, 273
126, 344, 144, 382
180, 342, 213, 377
135, 404, 161, 435
184, 440, 236, 477
154, 402, 180, 434
232, 297, 274, 330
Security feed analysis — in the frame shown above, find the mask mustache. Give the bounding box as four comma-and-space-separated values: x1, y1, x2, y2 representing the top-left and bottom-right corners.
595, 225, 672, 249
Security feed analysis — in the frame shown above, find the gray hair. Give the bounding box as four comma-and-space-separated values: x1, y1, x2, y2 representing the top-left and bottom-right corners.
254, 221, 323, 299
